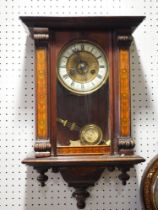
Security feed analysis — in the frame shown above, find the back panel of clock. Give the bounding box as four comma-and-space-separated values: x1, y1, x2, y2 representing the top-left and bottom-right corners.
50, 31, 113, 155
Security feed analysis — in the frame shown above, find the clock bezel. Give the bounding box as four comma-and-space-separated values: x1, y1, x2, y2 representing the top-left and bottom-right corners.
57, 39, 109, 95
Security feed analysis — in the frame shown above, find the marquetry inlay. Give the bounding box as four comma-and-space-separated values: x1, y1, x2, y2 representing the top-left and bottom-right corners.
36, 48, 48, 139
119, 49, 130, 137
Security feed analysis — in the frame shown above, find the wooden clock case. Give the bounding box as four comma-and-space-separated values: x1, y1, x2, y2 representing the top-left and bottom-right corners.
141, 155, 158, 210
20, 16, 145, 209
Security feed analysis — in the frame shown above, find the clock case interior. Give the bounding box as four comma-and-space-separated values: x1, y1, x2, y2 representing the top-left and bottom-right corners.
20, 16, 145, 209
56, 33, 111, 155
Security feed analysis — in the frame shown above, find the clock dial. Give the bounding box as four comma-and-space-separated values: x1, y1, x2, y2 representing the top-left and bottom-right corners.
57, 41, 108, 95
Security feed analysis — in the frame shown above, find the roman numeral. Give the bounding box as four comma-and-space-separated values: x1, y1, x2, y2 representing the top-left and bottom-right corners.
71, 81, 75, 87
91, 48, 94, 52
91, 82, 95, 86
81, 44, 84, 51
96, 55, 102, 59
81, 84, 84, 89
63, 74, 69, 79
97, 74, 102, 79
99, 65, 105, 68
72, 45, 78, 53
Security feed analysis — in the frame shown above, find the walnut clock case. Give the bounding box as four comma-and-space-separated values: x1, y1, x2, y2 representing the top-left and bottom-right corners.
20, 16, 145, 209
141, 155, 158, 210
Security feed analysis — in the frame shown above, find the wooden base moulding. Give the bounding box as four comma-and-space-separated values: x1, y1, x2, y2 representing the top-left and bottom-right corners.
23, 154, 145, 209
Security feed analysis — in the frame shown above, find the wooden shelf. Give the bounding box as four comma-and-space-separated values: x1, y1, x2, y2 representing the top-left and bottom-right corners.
22, 154, 145, 167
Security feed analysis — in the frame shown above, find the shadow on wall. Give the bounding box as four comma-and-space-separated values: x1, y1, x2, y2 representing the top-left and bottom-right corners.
130, 41, 153, 124
19, 36, 35, 110
131, 41, 156, 160
131, 41, 154, 208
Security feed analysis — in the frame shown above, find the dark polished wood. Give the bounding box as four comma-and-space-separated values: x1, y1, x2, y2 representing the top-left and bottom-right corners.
22, 155, 144, 167
60, 166, 105, 209
118, 166, 130, 185
35, 167, 49, 187
20, 16, 145, 209
72, 188, 89, 209
20, 16, 145, 32
23, 154, 144, 208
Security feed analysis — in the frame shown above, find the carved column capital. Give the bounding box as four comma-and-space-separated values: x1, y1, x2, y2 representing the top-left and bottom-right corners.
31, 27, 49, 42
117, 34, 133, 49
118, 137, 135, 149
34, 140, 51, 157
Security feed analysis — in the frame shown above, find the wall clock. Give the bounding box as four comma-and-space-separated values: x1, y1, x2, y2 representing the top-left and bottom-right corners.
141, 155, 158, 210
20, 16, 145, 209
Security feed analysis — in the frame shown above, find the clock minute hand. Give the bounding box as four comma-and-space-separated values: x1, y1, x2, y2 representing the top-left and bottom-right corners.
73, 49, 82, 64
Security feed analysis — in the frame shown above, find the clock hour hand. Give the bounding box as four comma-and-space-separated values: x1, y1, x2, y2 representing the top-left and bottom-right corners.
72, 48, 82, 64
69, 67, 77, 76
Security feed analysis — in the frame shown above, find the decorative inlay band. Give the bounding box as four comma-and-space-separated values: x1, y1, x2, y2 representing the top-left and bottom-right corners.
119, 49, 130, 136
36, 48, 48, 139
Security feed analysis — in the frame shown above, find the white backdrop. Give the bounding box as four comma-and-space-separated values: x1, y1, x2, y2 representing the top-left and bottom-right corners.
0, 0, 158, 209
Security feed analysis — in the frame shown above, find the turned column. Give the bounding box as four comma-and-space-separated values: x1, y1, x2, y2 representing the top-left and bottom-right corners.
113, 30, 135, 155
32, 28, 51, 157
